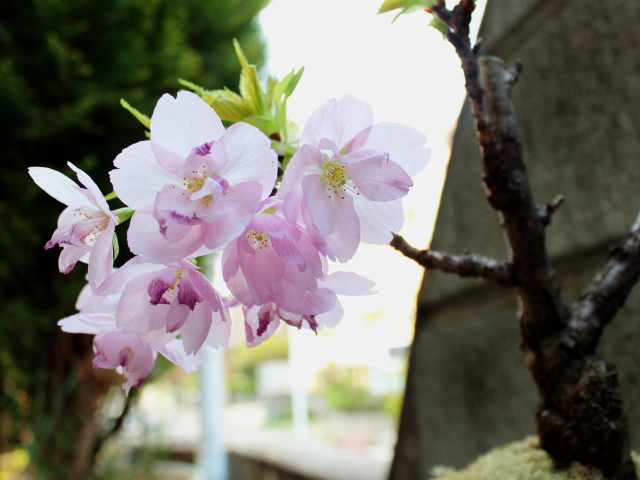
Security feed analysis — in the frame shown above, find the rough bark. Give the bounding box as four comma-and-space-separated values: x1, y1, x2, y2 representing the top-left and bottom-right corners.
391, 2, 640, 478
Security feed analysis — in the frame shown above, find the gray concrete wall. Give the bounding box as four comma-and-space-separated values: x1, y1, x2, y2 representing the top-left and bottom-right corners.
392, 0, 640, 477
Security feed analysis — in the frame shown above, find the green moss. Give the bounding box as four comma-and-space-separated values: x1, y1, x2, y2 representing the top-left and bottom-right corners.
431, 436, 640, 480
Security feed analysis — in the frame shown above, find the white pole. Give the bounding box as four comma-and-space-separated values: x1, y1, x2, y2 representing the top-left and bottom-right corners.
198, 254, 228, 479
288, 327, 309, 440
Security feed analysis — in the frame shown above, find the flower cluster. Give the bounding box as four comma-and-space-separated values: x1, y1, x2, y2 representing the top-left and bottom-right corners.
29, 91, 429, 391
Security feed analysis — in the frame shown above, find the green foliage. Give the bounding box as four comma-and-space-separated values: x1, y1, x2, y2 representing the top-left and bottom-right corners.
317, 364, 380, 411
378, 0, 437, 23
0, 0, 267, 475
226, 334, 289, 399
179, 40, 304, 168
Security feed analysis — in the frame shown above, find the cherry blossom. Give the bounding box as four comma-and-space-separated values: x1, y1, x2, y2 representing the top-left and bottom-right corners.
29, 162, 118, 292
221, 199, 334, 314
242, 271, 376, 347
278, 95, 430, 262
110, 91, 278, 264
59, 283, 203, 393
97, 257, 231, 354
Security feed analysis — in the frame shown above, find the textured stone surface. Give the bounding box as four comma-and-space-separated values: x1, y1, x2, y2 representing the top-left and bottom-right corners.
394, 0, 640, 477
420, 0, 640, 305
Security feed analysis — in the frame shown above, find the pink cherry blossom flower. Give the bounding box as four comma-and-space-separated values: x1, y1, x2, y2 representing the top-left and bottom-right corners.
242, 271, 376, 347
278, 95, 430, 262
59, 283, 203, 393
97, 257, 231, 355
110, 91, 278, 264
221, 199, 334, 314
29, 162, 117, 292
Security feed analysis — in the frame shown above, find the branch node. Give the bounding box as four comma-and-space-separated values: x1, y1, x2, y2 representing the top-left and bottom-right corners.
472, 37, 483, 55
506, 60, 524, 93
539, 195, 565, 227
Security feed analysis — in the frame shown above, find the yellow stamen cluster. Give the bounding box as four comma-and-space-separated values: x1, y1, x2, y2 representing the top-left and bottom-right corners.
246, 229, 271, 250
172, 163, 214, 205
323, 158, 359, 200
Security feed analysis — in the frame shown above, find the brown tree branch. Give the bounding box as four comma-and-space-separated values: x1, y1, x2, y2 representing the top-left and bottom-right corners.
569, 226, 640, 353
409, 3, 640, 478
390, 234, 516, 287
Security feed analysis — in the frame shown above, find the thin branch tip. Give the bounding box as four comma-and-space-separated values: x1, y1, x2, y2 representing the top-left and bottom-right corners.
539, 195, 565, 227
390, 234, 516, 287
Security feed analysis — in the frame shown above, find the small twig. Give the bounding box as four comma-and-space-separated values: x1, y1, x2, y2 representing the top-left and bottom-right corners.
92, 388, 137, 458
390, 234, 516, 287
472, 37, 483, 55
505, 60, 524, 93
539, 195, 565, 227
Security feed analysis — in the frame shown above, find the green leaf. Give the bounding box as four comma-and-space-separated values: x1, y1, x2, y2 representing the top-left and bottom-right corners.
120, 99, 150, 129
378, 0, 438, 22
210, 98, 255, 121
243, 115, 274, 133
177, 78, 207, 95
429, 16, 450, 36
233, 38, 266, 116
104, 191, 117, 201
378, 0, 407, 14
284, 67, 304, 98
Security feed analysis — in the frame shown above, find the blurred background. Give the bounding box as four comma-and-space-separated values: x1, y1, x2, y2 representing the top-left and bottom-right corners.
0, 0, 485, 478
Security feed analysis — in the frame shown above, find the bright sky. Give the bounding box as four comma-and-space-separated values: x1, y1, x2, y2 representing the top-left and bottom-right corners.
218, 0, 486, 368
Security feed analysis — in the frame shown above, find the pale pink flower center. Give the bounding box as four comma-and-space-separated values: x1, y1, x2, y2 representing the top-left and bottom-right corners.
72, 209, 110, 244
322, 157, 359, 200
246, 229, 272, 250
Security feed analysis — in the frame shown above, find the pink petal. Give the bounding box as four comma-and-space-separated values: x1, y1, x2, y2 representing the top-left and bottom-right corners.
150, 91, 225, 159
58, 314, 106, 334
205, 308, 232, 349
278, 144, 324, 198
181, 302, 212, 355
127, 212, 203, 264
158, 339, 204, 372
282, 188, 303, 224
67, 162, 111, 214
151, 141, 184, 175
300, 95, 374, 153
319, 272, 376, 296
304, 193, 360, 263
316, 301, 344, 329
58, 244, 92, 274
200, 181, 262, 249
87, 220, 116, 293
221, 242, 240, 282
116, 272, 170, 333
111, 141, 178, 213
218, 122, 278, 198
346, 122, 430, 177
166, 301, 191, 332
188, 270, 223, 316
302, 174, 334, 236
298, 288, 337, 315
250, 213, 300, 242
243, 305, 281, 347
245, 249, 285, 298
28, 167, 89, 207
96, 256, 163, 297
178, 141, 228, 179
271, 237, 304, 265
346, 157, 412, 202
352, 196, 403, 244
